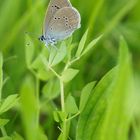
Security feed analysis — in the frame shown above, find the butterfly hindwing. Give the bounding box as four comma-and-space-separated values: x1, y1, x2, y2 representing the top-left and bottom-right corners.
47, 7, 81, 41
43, 0, 72, 36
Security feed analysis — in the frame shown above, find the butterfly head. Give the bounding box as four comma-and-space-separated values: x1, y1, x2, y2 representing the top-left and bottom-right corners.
39, 35, 46, 42
39, 35, 57, 46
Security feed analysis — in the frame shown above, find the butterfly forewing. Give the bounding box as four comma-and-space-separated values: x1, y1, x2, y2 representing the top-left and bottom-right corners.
43, 0, 72, 36
47, 7, 81, 41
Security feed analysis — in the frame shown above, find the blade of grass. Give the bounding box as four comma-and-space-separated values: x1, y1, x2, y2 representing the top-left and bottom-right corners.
0, 52, 3, 100
103, 0, 137, 35
2, 0, 45, 53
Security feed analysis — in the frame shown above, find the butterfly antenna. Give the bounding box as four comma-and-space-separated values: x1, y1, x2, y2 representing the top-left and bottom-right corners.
24, 31, 39, 40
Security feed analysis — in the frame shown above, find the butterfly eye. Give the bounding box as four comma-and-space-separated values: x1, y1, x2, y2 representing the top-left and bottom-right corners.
55, 5, 60, 9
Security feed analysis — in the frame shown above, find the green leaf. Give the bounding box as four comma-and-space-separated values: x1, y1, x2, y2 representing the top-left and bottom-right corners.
75, 29, 88, 57
0, 52, 3, 98
65, 94, 78, 114
77, 37, 134, 140
53, 111, 60, 122
51, 42, 67, 66
20, 76, 39, 140
48, 47, 57, 65
0, 94, 18, 114
0, 118, 9, 127
42, 78, 60, 100
12, 132, 24, 140
61, 68, 79, 83
37, 128, 48, 140
76, 67, 117, 140
0, 136, 12, 140
53, 111, 67, 122
81, 35, 102, 56
65, 36, 73, 47
79, 81, 96, 111
31, 47, 49, 71
25, 35, 35, 67
37, 68, 52, 81
100, 37, 134, 140
31, 54, 52, 81
31, 55, 46, 70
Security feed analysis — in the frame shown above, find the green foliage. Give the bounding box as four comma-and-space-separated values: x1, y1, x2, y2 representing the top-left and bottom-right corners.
0, 119, 9, 128
0, 0, 140, 139
65, 94, 78, 114
76, 37, 134, 140
0, 52, 3, 99
79, 81, 96, 111
61, 68, 79, 83
0, 94, 18, 115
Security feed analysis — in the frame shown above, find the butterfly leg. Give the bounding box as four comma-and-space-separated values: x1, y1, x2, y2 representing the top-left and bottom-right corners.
45, 42, 51, 51
52, 44, 58, 50
50, 38, 58, 50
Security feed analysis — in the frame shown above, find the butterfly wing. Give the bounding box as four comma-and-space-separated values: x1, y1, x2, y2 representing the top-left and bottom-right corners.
47, 7, 81, 41
43, 0, 72, 36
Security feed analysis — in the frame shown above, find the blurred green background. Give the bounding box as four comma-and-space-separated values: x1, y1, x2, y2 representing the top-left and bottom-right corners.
0, 0, 140, 139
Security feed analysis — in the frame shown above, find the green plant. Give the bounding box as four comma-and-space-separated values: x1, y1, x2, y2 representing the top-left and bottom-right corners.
23, 30, 102, 140
0, 0, 140, 140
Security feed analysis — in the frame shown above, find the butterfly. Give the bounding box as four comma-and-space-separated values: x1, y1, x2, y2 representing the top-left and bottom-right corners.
39, 0, 81, 46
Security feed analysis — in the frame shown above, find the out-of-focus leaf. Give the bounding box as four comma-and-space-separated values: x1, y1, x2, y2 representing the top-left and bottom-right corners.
75, 29, 88, 57
53, 111, 60, 122
31, 54, 52, 81
42, 78, 60, 100
12, 132, 24, 140
65, 94, 78, 114
0, 94, 19, 114
20, 76, 39, 140
61, 68, 79, 83
0, 118, 9, 127
25, 35, 35, 67
79, 81, 96, 111
37, 68, 52, 81
0, 0, 20, 40
53, 111, 67, 122
0, 136, 12, 140
38, 128, 48, 140
0, 52, 3, 98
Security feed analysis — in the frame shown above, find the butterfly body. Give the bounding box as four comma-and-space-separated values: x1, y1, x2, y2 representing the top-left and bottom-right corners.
39, 35, 56, 46
39, 0, 81, 46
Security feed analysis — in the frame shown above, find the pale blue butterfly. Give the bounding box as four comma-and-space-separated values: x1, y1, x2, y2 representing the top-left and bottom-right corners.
39, 0, 81, 46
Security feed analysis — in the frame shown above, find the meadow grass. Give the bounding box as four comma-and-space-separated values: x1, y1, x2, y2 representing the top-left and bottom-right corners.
0, 0, 140, 140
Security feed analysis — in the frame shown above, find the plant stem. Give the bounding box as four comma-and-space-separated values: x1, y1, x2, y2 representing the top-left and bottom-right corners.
62, 119, 67, 140
60, 80, 65, 112
66, 111, 80, 122
36, 76, 40, 128
1, 127, 7, 136
64, 57, 80, 71
48, 65, 61, 79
